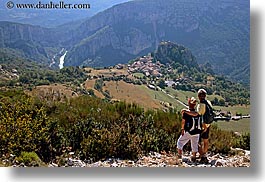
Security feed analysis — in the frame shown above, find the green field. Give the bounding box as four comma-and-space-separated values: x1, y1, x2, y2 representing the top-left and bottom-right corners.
133, 72, 145, 78
164, 87, 224, 104
213, 118, 250, 134
214, 105, 250, 116
141, 86, 251, 133
139, 85, 191, 110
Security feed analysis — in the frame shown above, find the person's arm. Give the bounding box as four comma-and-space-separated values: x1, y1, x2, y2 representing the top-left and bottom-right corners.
181, 109, 198, 116
207, 100, 213, 108
181, 118, 185, 136
202, 123, 207, 133
197, 103, 206, 115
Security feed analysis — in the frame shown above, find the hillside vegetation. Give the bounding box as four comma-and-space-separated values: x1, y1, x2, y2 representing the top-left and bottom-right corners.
0, 89, 249, 166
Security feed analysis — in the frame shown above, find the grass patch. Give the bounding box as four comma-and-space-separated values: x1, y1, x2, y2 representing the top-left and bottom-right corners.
165, 87, 224, 104
214, 105, 250, 115
139, 85, 185, 110
213, 118, 250, 134
104, 81, 161, 109
165, 87, 195, 103
133, 72, 145, 78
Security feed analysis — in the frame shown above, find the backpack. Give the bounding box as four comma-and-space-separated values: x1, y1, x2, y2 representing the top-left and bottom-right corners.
184, 114, 202, 135
203, 100, 215, 124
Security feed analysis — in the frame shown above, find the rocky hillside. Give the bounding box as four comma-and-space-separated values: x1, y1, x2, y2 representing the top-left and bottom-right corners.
0, 21, 62, 65
4, 149, 250, 167
154, 41, 199, 69
54, 149, 250, 167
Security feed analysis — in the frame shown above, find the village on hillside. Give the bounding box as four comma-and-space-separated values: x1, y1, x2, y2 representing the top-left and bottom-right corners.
82, 55, 250, 122
114, 54, 197, 89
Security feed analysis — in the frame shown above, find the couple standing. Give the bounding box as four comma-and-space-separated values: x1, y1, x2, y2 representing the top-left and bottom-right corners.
177, 88, 212, 164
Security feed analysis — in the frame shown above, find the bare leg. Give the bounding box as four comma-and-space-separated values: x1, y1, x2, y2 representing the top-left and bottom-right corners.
199, 139, 209, 164
178, 149, 182, 157
203, 139, 209, 154
198, 142, 204, 157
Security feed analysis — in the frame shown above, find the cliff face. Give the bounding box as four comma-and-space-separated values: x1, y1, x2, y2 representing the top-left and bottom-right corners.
65, 0, 204, 66
65, 25, 154, 66
0, 21, 59, 46
0, 21, 62, 63
64, 0, 249, 84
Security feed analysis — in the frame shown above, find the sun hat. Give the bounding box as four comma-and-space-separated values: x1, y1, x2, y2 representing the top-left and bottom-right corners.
188, 97, 197, 105
198, 88, 207, 95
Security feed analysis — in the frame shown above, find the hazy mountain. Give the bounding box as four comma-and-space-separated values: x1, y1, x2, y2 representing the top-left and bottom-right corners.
0, 21, 54, 64
64, 0, 249, 84
0, 0, 131, 28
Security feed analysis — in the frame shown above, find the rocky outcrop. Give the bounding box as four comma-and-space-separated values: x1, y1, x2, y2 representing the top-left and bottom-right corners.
48, 149, 250, 167
154, 41, 199, 68
3, 147, 249, 167
0, 64, 19, 80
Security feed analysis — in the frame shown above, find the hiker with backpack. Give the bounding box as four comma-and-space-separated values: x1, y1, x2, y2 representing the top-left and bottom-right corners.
181, 88, 215, 164
177, 97, 203, 163
197, 88, 214, 163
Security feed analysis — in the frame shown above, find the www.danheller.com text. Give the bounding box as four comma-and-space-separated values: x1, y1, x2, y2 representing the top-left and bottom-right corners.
6, 1, 91, 10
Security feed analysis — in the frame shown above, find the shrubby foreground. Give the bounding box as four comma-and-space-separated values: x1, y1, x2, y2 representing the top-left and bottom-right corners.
0, 90, 250, 167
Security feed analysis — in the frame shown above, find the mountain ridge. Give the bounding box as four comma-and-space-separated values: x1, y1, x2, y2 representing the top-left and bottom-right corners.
63, 0, 249, 84
0, 0, 250, 85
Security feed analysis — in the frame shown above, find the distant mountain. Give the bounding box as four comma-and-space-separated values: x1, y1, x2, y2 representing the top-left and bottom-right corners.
0, 0, 131, 28
63, 0, 249, 85
0, 0, 250, 85
0, 0, 132, 66
0, 21, 63, 65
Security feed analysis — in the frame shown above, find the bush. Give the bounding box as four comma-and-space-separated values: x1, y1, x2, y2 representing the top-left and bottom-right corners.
0, 93, 53, 162
208, 124, 234, 154
16, 151, 45, 167
232, 132, 250, 150
0, 91, 246, 165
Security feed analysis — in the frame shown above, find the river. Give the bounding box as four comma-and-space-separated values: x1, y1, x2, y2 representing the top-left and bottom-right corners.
59, 50, 68, 69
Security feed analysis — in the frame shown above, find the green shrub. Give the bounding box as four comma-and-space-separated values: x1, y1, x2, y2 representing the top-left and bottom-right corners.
208, 124, 234, 154
0, 93, 53, 162
232, 132, 250, 150
16, 151, 44, 167
0, 90, 247, 165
